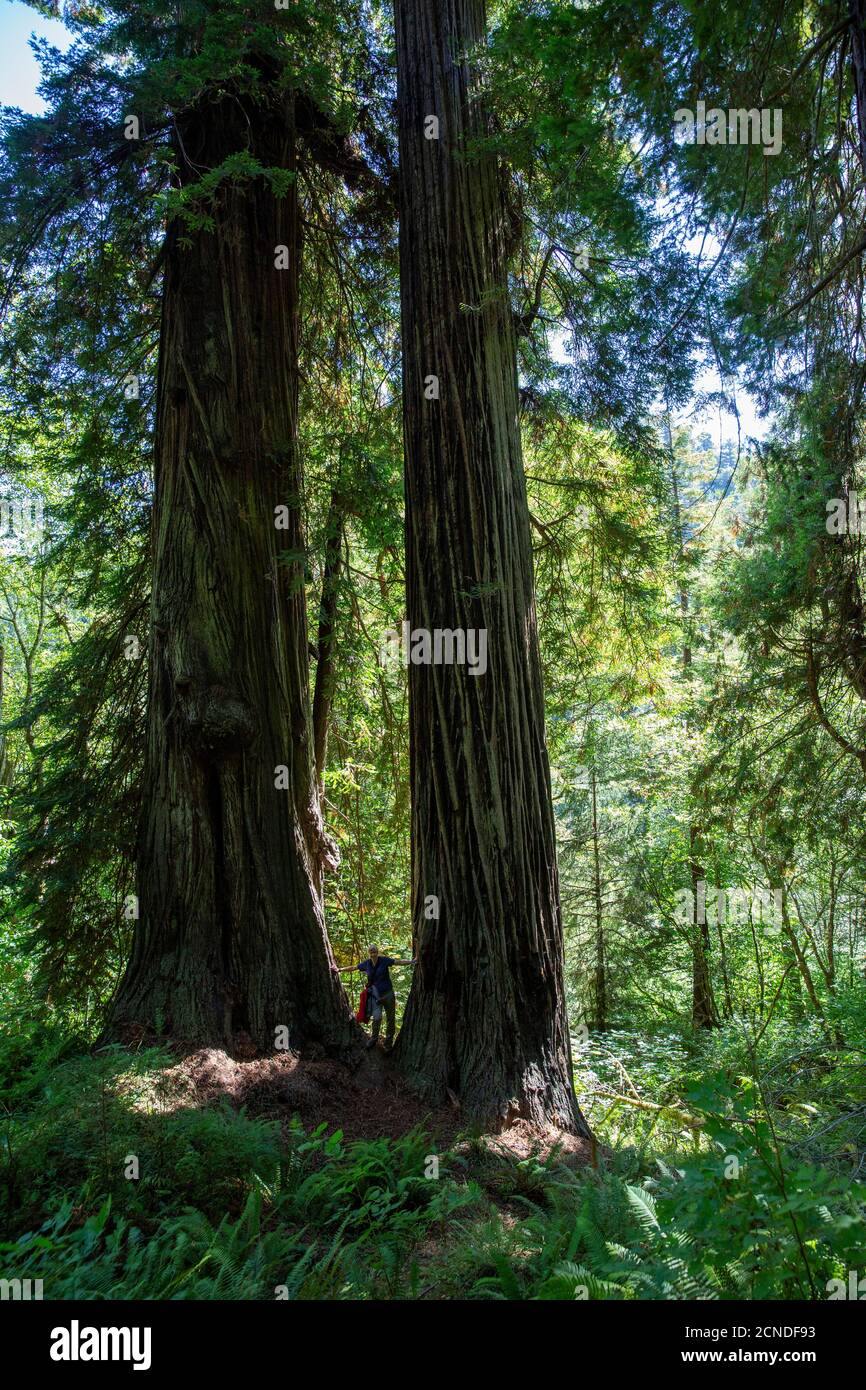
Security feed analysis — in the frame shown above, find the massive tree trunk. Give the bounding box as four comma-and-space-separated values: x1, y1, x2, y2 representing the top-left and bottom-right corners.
110, 84, 352, 1053
393, 0, 588, 1135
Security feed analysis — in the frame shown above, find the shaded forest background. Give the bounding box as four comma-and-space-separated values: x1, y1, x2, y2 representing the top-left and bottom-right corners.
0, 0, 865, 1300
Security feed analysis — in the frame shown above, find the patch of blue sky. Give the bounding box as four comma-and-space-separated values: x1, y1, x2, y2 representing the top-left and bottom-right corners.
0, 0, 73, 115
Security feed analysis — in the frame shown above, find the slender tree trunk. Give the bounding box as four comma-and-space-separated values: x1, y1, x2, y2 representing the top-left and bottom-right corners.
690, 832, 717, 1029
713, 853, 733, 1018
590, 765, 607, 1031
826, 852, 837, 992
393, 0, 588, 1135
782, 930, 805, 1019
110, 85, 352, 1053
764, 869, 841, 1044
312, 489, 344, 796
666, 417, 716, 1030
0, 641, 6, 786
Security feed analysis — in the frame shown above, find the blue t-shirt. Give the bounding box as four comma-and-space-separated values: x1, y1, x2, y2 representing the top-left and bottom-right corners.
358, 956, 395, 998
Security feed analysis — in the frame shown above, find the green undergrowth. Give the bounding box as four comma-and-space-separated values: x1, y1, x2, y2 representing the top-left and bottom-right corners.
0, 1024, 863, 1300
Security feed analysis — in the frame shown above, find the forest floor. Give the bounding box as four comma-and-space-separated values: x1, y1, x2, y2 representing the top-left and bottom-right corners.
1, 1015, 862, 1299
169, 1042, 455, 1144
164, 1041, 594, 1165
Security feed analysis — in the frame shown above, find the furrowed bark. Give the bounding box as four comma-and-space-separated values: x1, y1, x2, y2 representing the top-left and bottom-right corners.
393, 0, 589, 1135
109, 86, 352, 1054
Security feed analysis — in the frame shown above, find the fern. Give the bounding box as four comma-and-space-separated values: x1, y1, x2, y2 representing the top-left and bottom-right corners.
536, 1261, 629, 1301
625, 1184, 660, 1235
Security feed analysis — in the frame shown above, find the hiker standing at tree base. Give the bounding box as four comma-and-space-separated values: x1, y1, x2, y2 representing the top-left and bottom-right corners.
336, 946, 415, 1049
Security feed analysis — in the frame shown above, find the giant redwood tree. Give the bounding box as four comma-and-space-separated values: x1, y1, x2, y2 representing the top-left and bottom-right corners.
393, 0, 590, 1134
110, 53, 352, 1051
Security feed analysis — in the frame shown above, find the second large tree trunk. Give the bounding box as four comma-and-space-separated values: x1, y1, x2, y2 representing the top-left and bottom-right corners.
110, 84, 352, 1054
393, 0, 588, 1135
